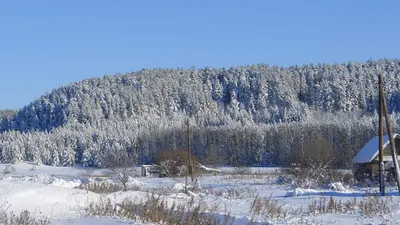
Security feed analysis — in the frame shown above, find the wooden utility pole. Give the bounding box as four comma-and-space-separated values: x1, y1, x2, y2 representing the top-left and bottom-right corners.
380, 75, 400, 194
378, 74, 385, 196
187, 118, 193, 182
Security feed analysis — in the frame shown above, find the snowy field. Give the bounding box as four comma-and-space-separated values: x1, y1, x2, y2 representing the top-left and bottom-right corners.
0, 163, 399, 224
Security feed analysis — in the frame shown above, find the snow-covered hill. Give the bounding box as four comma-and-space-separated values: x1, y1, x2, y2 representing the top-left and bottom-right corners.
2, 59, 400, 168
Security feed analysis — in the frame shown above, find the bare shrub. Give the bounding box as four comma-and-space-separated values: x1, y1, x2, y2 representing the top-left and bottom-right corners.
359, 194, 391, 217
85, 197, 117, 218
85, 194, 235, 225
152, 160, 188, 178
250, 195, 287, 219
308, 196, 347, 215
3, 164, 16, 175
152, 149, 200, 178
144, 186, 175, 196
29, 165, 37, 172
221, 174, 266, 182
285, 136, 338, 188
329, 170, 355, 186
207, 187, 255, 200
0, 209, 51, 225
308, 195, 391, 216
217, 173, 280, 187
0, 207, 6, 224
77, 181, 123, 194
233, 166, 251, 175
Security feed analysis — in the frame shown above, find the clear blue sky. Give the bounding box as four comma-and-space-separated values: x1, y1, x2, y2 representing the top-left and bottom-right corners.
1, 1, 399, 109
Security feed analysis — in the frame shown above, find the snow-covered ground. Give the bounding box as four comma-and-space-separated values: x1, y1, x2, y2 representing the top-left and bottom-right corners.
0, 163, 399, 224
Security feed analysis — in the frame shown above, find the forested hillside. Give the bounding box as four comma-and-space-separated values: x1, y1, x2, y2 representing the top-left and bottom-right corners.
1, 59, 400, 168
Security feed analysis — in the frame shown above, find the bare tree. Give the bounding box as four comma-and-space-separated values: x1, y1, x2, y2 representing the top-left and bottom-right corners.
101, 143, 137, 191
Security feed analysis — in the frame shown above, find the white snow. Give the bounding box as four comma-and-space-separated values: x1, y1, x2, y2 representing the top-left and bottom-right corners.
0, 179, 99, 220
170, 192, 190, 200
51, 178, 82, 188
126, 176, 146, 189
172, 182, 186, 192
1, 162, 400, 224
286, 187, 319, 196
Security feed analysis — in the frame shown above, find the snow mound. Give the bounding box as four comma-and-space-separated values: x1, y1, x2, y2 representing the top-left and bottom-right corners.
172, 182, 200, 193
126, 176, 146, 189
88, 177, 114, 184
290, 188, 304, 196
8, 175, 81, 188
286, 188, 318, 197
328, 182, 346, 192
170, 193, 190, 200
187, 190, 199, 198
0, 179, 99, 219
3, 174, 55, 184
51, 178, 81, 188
25, 174, 54, 183
173, 182, 187, 192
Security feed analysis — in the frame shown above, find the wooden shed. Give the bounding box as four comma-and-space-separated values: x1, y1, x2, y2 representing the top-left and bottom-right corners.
353, 134, 400, 181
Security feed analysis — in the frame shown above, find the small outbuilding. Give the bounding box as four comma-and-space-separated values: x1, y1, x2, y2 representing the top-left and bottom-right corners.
353, 134, 400, 181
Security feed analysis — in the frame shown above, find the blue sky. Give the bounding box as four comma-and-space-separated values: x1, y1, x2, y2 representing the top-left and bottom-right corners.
1, 1, 399, 109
